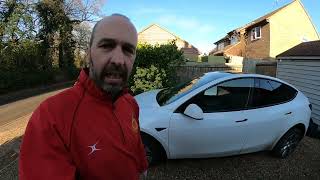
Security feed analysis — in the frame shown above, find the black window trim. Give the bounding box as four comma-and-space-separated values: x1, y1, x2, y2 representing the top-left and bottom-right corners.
174, 77, 298, 114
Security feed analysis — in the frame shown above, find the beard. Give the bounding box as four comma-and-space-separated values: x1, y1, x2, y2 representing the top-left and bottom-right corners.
89, 58, 128, 98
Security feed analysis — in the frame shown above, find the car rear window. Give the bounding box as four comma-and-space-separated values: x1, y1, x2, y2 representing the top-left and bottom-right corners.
249, 78, 298, 108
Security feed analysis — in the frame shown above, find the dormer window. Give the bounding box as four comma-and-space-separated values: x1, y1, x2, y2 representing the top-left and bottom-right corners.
251, 26, 261, 41
230, 35, 238, 45
217, 43, 224, 50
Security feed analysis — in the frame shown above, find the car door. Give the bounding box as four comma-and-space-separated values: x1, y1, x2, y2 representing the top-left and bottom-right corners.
169, 78, 254, 158
240, 78, 298, 153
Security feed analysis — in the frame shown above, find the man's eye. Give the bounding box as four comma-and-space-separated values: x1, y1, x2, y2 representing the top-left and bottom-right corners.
99, 43, 114, 49
123, 46, 134, 55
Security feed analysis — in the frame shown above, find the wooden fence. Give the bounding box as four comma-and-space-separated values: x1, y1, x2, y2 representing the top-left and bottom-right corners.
175, 64, 242, 83
256, 62, 277, 77
243, 59, 277, 77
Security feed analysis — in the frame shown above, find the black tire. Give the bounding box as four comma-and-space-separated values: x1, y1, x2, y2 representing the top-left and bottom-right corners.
141, 135, 163, 166
272, 128, 303, 158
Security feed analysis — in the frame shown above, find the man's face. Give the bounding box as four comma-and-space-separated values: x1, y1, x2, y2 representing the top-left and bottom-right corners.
88, 16, 137, 95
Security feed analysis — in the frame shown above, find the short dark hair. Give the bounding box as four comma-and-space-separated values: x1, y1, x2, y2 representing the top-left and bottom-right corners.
89, 14, 131, 47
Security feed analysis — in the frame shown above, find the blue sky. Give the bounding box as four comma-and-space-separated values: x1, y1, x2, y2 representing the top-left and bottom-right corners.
101, 0, 320, 54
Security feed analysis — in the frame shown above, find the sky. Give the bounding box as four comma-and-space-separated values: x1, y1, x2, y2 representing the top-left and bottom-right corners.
100, 0, 320, 54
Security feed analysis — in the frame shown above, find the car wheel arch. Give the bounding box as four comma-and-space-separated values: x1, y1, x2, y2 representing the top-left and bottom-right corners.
140, 131, 169, 159
271, 123, 306, 149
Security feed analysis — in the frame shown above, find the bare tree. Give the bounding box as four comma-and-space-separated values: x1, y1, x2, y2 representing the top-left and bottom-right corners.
64, 0, 106, 68
73, 21, 91, 51
64, 0, 106, 23
73, 21, 92, 67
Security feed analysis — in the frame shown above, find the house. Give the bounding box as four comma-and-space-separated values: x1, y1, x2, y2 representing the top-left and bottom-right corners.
138, 24, 200, 61
209, 0, 319, 61
276, 40, 320, 136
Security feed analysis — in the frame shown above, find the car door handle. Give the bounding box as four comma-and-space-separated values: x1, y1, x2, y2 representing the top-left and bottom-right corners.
285, 112, 292, 115
235, 119, 248, 123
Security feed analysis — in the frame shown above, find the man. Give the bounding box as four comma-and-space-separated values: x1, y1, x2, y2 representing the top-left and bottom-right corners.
19, 14, 148, 180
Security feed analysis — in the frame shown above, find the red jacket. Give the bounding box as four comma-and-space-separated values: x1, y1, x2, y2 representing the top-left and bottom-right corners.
19, 69, 148, 180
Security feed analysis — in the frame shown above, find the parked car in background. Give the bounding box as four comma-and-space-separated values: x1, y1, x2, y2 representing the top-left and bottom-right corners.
135, 72, 312, 164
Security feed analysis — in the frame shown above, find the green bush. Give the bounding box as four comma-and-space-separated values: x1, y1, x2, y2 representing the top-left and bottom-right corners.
62, 65, 81, 80
129, 41, 184, 95
0, 40, 43, 71
131, 65, 166, 94
0, 39, 80, 94
201, 55, 209, 62
0, 69, 55, 94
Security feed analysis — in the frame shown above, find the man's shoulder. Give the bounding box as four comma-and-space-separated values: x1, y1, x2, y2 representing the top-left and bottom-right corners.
39, 85, 84, 116
46, 85, 82, 106
31, 85, 84, 147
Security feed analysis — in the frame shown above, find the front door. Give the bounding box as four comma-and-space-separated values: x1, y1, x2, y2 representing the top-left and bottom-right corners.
169, 78, 254, 158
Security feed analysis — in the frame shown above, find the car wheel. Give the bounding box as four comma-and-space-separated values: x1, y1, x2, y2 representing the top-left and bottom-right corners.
142, 136, 163, 165
272, 128, 303, 158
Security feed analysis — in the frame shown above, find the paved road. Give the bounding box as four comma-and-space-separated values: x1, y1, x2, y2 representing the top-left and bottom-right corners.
0, 88, 67, 128
0, 87, 69, 179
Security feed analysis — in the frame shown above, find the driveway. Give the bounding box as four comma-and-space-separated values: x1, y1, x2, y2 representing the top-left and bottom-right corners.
1, 137, 320, 179
145, 137, 320, 179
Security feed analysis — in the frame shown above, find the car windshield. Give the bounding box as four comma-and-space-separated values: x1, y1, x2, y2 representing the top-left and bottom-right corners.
156, 72, 230, 106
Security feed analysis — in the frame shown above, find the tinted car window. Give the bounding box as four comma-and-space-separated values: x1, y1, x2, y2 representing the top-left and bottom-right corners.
250, 78, 297, 108
178, 78, 254, 113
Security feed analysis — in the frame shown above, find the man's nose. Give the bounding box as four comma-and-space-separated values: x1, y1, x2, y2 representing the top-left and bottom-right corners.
110, 46, 125, 66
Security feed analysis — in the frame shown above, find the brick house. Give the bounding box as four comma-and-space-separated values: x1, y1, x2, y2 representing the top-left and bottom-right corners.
209, 0, 319, 60
138, 24, 200, 61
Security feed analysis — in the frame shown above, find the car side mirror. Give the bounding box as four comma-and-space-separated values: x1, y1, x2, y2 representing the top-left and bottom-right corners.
184, 104, 204, 120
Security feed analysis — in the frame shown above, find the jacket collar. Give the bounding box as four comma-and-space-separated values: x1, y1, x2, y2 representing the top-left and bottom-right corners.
77, 68, 129, 102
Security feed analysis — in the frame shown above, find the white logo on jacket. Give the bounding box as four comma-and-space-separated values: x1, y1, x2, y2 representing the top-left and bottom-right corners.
88, 142, 101, 155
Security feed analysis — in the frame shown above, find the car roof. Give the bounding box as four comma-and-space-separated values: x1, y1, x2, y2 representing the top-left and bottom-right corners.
201, 71, 233, 79
195, 72, 233, 87
203, 71, 277, 80
201, 71, 293, 89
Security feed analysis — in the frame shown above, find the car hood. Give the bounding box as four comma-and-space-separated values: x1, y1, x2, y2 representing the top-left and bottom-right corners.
135, 90, 171, 133
134, 89, 161, 108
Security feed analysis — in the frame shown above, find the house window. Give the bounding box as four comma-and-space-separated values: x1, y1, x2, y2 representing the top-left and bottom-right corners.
230, 35, 238, 45
218, 43, 224, 50
251, 26, 261, 41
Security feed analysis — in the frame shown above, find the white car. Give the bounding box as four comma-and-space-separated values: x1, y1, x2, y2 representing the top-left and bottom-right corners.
135, 72, 312, 164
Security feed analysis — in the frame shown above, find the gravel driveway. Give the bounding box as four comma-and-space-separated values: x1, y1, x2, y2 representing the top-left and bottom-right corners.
145, 137, 320, 180
1, 136, 320, 180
